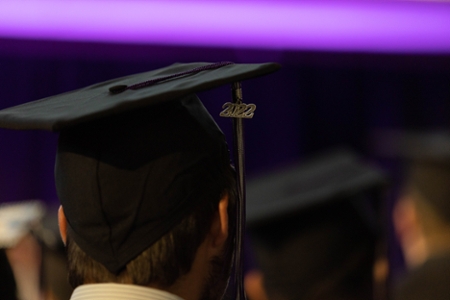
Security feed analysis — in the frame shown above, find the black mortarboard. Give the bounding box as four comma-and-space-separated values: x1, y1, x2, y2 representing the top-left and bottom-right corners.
371, 130, 450, 163
247, 149, 387, 227
246, 149, 388, 299
0, 62, 278, 131
0, 62, 280, 298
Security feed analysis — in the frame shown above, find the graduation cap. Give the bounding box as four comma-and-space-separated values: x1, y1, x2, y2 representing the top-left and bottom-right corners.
247, 149, 387, 227
370, 129, 450, 163
246, 149, 388, 299
0, 61, 280, 299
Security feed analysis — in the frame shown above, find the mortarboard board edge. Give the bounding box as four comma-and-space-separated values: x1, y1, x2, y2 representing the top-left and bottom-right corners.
0, 62, 280, 132
245, 149, 388, 227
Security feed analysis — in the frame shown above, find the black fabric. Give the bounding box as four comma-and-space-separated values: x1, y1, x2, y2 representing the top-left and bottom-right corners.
0, 62, 279, 131
246, 149, 387, 226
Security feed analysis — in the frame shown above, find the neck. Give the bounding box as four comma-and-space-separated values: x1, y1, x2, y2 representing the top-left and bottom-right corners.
162, 242, 211, 300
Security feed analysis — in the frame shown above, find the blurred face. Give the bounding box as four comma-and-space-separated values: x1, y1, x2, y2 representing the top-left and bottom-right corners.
392, 193, 428, 268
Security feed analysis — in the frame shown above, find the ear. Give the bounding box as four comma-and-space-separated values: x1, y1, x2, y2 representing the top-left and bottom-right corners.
244, 270, 269, 300
393, 196, 427, 268
209, 193, 229, 249
58, 206, 68, 246
393, 196, 419, 241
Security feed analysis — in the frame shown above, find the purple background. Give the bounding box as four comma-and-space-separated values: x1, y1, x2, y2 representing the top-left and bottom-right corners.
1, 0, 450, 53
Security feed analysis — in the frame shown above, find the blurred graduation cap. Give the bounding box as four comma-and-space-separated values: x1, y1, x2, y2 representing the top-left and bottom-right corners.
246, 149, 388, 299
374, 130, 450, 221
247, 148, 388, 227
0, 61, 280, 298
370, 129, 450, 163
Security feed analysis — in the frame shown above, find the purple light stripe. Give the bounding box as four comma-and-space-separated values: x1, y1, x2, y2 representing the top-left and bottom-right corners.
0, 0, 449, 53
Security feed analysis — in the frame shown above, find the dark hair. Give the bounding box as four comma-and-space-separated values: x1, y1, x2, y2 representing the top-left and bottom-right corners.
250, 200, 379, 300
67, 164, 236, 288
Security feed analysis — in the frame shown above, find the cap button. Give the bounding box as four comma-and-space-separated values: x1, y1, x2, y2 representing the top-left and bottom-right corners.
109, 85, 128, 94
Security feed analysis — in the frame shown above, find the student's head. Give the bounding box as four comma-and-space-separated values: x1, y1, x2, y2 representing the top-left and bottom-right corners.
394, 159, 450, 268
55, 96, 237, 298
250, 201, 379, 300
246, 150, 387, 300
386, 131, 450, 269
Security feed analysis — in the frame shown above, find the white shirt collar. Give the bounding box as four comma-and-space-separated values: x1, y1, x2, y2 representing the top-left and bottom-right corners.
70, 283, 184, 300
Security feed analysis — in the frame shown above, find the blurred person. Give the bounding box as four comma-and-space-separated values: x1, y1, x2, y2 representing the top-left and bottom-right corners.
245, 149, 388, 300
5, 234, 42, 300
1, 201, 76, 300
0, 201, 45, 300
0, 62, 279, 300
38, 205, 74, 300
392, 132, 450, 300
